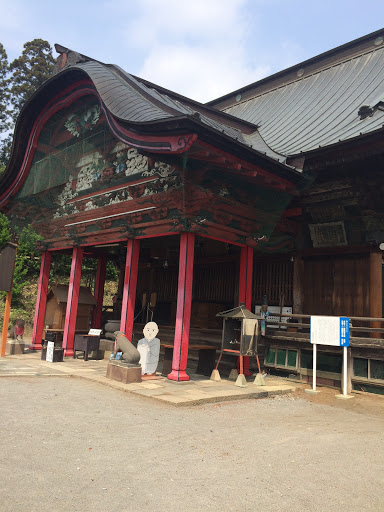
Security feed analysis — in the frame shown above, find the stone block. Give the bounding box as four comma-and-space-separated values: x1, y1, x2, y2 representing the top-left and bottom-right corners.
6, 341, 25, 355
228, 369, 238, 381
254, 373, 266, 386
235, 374, 248, 387
106, 362, 142, 384
91, 349, 105, 360
210, 369, 221, 381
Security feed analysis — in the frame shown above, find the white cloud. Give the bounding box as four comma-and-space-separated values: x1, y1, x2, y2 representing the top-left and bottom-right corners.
139, 43, 270, 102
108, 0, 270, 102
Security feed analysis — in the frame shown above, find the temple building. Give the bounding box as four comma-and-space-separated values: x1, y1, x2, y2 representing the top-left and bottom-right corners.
1, 29, 384, 390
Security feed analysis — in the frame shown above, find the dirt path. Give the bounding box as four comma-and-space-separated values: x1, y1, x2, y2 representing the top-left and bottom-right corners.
0, 376, 383, 512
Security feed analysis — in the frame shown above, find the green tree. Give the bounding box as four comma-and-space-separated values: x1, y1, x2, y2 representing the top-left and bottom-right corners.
12, 225, 43, 306
0, 42, 10, 169
0, 39, 55, 168
0, 42, 9, 133
0, 212, 11, 248
8, 39, 55, 122
0, 134, 12, 168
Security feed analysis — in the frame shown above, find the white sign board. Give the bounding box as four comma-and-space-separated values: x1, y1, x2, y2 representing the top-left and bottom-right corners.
310, 316, 349, 347
46, 341, 54, 362
88, 329, 102, 336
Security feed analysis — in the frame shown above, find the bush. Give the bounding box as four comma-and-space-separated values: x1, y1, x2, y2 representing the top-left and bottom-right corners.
0, 212, 11, 248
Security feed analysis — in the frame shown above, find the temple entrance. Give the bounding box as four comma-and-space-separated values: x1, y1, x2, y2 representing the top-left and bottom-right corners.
134, 235, 241, 332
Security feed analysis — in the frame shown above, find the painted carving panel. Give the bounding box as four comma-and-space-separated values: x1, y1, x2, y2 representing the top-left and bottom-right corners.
16, 95, 176, 223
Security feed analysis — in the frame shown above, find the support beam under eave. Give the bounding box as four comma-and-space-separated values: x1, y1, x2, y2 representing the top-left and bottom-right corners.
30, 250, 52, 350
168, 232, 195, 381
120, 239, 140, 342
92, 256, 107, 329
62, 247, 84, 356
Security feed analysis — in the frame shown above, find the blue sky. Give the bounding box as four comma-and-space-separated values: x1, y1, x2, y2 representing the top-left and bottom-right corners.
1, 0, 384, 102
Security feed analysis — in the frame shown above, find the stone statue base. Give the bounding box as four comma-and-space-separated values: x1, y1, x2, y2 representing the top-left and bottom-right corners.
106, 361, 142, 384
6, 340, 25, 355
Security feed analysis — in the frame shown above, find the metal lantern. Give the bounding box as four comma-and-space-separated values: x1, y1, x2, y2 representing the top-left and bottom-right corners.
215, 303, 259, 374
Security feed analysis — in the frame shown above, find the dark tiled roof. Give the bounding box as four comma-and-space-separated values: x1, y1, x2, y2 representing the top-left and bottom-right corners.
56, 58, 253, 144
209, 30, 384, 156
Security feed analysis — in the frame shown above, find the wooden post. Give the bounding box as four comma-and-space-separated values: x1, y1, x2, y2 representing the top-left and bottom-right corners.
92, 256, 107, 328
0, 243, 17, 357
0, 291, 12, 357
120, 239, 140, 342
168, 232, 195, 381
369, 251, 382, 338
62, 247, 84, 356
292, 255, 304, 332
30, 250, 52, 350
293, 255, 304, 314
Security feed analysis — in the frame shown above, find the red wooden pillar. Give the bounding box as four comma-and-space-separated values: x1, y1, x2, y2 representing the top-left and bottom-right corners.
238, 245, 253, 376
168, 232, 195, 381
92, 256, 107, 329
30, 250, 52, 350
62, 247, 84, 356
239, 246, 253, 310
120, 239, 140, 342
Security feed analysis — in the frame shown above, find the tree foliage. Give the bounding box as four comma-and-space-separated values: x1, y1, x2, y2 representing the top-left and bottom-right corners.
0, 43, 9, 133
8, 39, 55, 122
0, 39, 55, 167
0, 211, 11, 248
11, 225, 44, 306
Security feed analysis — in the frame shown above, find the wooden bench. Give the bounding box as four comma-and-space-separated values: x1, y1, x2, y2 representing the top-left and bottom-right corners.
161, 343, 217, 377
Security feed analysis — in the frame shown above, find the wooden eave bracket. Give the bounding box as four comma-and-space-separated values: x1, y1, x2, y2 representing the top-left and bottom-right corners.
191, 141, 298, 193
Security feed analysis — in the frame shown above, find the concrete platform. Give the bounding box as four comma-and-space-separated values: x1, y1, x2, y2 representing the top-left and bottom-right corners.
0, 351, 297, 406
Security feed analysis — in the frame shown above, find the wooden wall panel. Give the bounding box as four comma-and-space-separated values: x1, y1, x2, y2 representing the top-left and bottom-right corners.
303, 255, 370, 317
193, 262, 236, 303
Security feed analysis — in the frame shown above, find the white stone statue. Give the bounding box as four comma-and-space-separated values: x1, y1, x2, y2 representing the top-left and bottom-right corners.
137, 322, 160, 375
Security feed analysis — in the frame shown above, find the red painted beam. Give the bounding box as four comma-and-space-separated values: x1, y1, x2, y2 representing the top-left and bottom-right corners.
120, 239, 140, 342
62, 247, 84, 356
238, 246, 253, 376
168, 232, 195, 381
92, 256, 107, 329
30, 250, 52, 350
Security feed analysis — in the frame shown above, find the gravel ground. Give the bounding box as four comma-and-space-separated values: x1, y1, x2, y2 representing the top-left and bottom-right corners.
1, 376, 383, 512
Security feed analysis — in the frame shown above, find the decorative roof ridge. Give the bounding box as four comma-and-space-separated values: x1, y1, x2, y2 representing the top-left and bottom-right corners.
207, 28, 384, 109
53, 44, 97, 74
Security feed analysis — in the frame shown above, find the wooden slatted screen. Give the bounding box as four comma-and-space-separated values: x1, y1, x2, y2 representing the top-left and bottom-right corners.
252, 259, 293, 306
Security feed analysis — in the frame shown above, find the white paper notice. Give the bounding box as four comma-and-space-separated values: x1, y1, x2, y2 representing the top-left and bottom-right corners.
310, 316, 340, 346
46, 341, 54, 362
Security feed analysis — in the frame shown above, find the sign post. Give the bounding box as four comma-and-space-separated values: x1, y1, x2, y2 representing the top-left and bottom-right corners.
308, 316, 353, 398
0, 243, 17, 358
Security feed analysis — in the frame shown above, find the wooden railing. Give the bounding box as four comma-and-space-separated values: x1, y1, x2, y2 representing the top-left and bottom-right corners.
262, 313, 384, 348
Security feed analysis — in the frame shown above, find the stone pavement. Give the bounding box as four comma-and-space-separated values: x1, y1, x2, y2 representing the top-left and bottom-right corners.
0, 349, 297, 406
